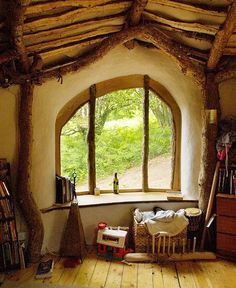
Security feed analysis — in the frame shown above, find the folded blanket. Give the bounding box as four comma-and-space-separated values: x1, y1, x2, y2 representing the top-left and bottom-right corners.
144, 209, 189, 237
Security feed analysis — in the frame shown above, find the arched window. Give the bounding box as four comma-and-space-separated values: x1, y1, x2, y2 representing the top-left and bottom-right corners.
55, 75, 181, 195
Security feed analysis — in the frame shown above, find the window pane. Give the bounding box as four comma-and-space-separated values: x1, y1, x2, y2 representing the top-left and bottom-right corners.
149, 91, 173, 188
95, 89, 143, 190
61, 103, 89, 192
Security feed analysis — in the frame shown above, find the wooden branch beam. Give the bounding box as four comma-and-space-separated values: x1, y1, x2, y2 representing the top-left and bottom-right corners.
142, 26, 205, 87
128, 0, 148, 26
223, 47, 236, 54
7, 0, 31, 73
207, 1, 236, 70
16, 82, 44, 263
24, 2, 131, 33
147, 0, 227, 17
40, 37, 105, 60
124, 0, 148, 49
88, 85, 96, 194
26, 26, 122, 54
42, 25, 205, 88
199, 73, 220, 214
215, 65, 236, 82
142, 75, 149, 191
26, 0, 114, 15
143, 11, 219, 35
23, 15, 125, 46
42, 25, 146, 80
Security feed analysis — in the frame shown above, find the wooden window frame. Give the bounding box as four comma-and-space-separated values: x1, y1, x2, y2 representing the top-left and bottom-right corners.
55, 75, 181, 194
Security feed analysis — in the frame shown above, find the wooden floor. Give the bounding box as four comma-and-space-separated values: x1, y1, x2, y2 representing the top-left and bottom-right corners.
5, 251, 236, 288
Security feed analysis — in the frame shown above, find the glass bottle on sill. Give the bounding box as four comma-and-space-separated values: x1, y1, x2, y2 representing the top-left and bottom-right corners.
113, 172, 119, 194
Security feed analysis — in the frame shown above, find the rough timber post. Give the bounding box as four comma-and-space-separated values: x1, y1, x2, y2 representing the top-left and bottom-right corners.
16, 82, 44, 262
199, 73, 220, 214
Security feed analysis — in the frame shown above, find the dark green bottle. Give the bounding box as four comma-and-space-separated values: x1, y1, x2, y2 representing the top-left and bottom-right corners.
113, 173, 119, 194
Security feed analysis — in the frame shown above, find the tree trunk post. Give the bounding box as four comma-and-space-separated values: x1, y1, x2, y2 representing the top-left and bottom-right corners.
198, 73, 221, 214
16, 82, 44, 262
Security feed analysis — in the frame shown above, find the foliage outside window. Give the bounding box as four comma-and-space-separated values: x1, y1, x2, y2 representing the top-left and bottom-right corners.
61, 88, 173, 193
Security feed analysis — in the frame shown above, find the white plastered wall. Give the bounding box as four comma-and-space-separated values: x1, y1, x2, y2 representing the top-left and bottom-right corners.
1, 46, 205, 251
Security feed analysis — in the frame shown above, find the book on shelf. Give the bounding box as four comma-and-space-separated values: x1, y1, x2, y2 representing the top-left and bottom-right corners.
56, 175, 74, 204
35, 259, 54, 279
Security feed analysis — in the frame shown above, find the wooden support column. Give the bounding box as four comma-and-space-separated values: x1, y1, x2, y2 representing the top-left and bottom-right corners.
142, 75, 149, 191
16, 82, 44, 262
198, 73, 221, 214
88, 85, 96, 194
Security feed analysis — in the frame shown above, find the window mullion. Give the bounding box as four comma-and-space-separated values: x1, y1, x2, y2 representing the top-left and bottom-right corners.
142, 75, 149, 191
87, 84, 96, 194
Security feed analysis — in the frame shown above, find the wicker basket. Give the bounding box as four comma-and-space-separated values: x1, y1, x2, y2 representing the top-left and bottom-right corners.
133, 217, 187, 253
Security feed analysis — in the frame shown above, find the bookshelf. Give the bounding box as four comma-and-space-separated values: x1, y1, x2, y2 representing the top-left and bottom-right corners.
0, 159, 20, 271
216, 149, 236, 258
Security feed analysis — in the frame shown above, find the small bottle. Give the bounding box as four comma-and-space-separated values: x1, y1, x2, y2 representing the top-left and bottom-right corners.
113, 173, 119, 194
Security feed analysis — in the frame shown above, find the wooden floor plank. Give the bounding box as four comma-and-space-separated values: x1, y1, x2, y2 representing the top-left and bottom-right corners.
152, 263, 164, 288
138, 263, 153, 288
161, 262, 180, 288
217, 260, 236, 286
88, 256, 111, 288
176, 261, 198, 288
200, 260, 236, 288
190, 261, 213, 288
6, 263, 37, 283
73, 254, 97, 287
3, 251, 236, 288
105, 260, 124, 288
121, 262, 138, 288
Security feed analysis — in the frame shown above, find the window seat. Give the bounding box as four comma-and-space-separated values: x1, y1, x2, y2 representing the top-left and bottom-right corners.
41, 192, 198, 213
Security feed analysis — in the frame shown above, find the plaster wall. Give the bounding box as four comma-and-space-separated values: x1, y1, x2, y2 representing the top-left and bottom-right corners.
0, 86, 19, 183
1, 46, 204, 251
218, 78, 236, 118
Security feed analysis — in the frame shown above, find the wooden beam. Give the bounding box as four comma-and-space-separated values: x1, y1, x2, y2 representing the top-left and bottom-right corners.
207, 1, 236, 70
7, 0, 30, 73
223, 46, 236, 54
88, 85, 96, 194
40, 37, 105, 60
26, 0, 114, 15
42, 25, 205, 88
16, 82, 44, 263
26, 26, 122, 54
127, 0, 148, 26
23, 15, 125, 46
143, 11, 219, 35
147, 0, 227, 17
124, 0, 148, 49
142, 26, 205, 87
142, 75, 149, 191
198, 73, 220, 215
24, 2, 131, 33
215, 64, 236, 82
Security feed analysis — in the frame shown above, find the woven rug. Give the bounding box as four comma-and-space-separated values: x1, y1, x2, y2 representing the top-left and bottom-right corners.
0, 280, 82, 288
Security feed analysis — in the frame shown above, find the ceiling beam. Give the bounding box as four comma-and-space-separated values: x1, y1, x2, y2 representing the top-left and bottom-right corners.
6, 0, 31, 73
124, 0, 148, 49
207, 0, 236, 70
41, 24, 205, 88
25, 0, 114, 15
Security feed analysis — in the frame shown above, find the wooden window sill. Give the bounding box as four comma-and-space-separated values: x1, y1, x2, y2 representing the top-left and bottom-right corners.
41, 192, 197, 213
